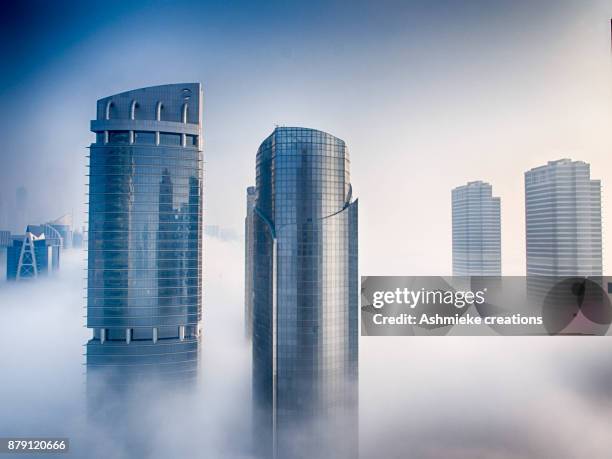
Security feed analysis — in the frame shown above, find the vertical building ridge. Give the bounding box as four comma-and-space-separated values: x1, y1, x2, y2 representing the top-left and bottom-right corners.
245, 186, 257, 339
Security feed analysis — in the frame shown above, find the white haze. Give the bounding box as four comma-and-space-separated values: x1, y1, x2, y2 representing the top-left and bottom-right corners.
1, 242, 612, 458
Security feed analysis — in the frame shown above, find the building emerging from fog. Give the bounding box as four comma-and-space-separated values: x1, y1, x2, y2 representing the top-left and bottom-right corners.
0, 230, 9, 281
86, 83, 203, 388
244, 186, 256, 339
525, 159, 602, 277
252, 127, 358, 459
452, 181, 501, 276
27, 224, 62, 266
47, 214, 73, 249
6, 231, 58, 280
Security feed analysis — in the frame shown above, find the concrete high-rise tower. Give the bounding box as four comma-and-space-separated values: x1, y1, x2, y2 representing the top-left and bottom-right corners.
86, 84, 203, 387
452, 181, 501, 276
525, 159, 602, 277
252, 127, 358, 459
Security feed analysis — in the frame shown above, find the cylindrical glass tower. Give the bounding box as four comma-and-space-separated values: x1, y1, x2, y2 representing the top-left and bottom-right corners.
86, 83, 203, 388
252, 127, 358, 458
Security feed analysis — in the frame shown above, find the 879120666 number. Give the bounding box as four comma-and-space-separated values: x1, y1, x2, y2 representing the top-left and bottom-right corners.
0, 438, 69, 454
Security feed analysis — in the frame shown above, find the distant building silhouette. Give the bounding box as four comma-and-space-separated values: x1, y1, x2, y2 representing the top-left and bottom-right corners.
244, 186, 256, 339
204, 224, 238, 241
72, 230, 84, 249
0, 230, 10, 282
26, 224, 61, 271
252, 127, 358, 459
47, 214, 73, 249
6, 232, 58, 281
452, 181, 501, 276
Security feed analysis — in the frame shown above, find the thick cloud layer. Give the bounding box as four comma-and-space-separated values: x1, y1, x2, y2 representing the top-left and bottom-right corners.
0, 240, 252, 459
360, 337, 612, 458
1, 243, 612, 458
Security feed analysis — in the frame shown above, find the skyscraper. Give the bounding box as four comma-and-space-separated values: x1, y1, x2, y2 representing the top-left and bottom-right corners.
452, 181, 501, 276
252, 127, 358, 459
525, 159, 602, 277
86, 84, 203, 388
244, 186, 256, 339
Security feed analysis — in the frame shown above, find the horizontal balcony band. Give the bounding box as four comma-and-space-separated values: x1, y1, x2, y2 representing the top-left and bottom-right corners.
91, 119, 200, 135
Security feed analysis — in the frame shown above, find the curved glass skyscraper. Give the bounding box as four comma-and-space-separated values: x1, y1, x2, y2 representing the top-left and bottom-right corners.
252, 127, 358, 458
86, 83, 203, 387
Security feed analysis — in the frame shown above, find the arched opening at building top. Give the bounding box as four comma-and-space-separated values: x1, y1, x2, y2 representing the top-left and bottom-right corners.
130, 100, 140, 120
181, 103, 189, 124
155, 101, 164, 121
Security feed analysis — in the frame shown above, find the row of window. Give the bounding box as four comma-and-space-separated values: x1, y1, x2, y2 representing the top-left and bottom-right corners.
90, 148, 200, 161
88, 297, 199, 307
88, 188, 199, 197
90, 157, 200, 168
88, 316, 199, 327
89, 165, 201, 176
89, 178, 200, 189
96, 131, 199, 147
91, 323, 199, 342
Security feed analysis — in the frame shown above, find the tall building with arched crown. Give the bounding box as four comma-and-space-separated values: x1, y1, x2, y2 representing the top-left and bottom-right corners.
86, 83, 203, 389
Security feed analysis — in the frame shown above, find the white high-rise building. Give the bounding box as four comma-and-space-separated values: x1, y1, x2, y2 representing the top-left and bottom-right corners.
525, 159, 602, 277
452, 181, 501, 276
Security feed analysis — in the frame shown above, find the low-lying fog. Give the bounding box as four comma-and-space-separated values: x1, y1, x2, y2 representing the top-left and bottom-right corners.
1, 238, 611, 458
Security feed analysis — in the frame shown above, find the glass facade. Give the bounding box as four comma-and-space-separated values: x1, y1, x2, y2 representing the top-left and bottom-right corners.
452, 181, 501, 276
252, 127, 358, 459
86, 83, 203, 387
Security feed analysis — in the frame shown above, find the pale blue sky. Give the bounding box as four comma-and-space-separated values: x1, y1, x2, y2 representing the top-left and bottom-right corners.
0, 0, 610, 274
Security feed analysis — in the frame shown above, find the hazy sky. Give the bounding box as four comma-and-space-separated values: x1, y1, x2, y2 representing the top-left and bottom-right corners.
0, 0, 611, 274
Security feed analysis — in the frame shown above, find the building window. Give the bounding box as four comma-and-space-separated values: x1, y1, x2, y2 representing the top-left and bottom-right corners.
186, 135, 198, 147
134, 131, 156, 144
108, 131, 130, 144
96, 132, 105, 144
159, 132, 181, 146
